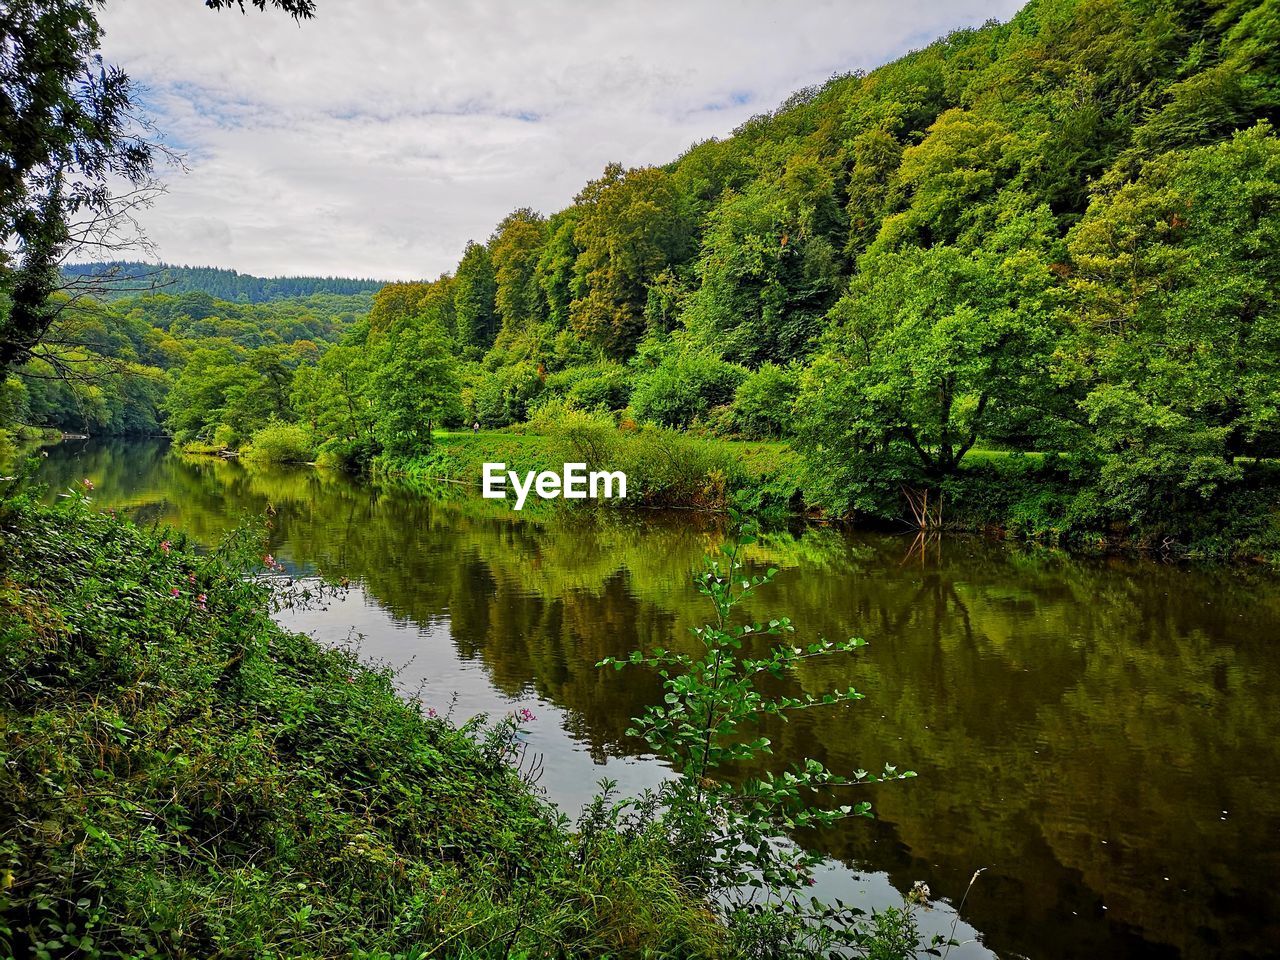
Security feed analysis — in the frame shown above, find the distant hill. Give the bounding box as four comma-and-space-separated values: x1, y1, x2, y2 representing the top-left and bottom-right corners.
61, 261, 386, 303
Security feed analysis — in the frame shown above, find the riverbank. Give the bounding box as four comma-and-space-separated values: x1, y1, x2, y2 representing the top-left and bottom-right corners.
0, 490, 724, 957
375, 426, 1280, 564
377, 421, 807, 517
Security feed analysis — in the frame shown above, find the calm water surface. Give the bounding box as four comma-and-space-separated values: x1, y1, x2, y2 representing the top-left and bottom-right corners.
33, 440, 1280, 960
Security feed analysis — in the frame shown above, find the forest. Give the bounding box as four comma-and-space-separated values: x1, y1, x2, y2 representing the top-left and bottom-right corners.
10, 0, 1280, 556
59, 261, 385, 302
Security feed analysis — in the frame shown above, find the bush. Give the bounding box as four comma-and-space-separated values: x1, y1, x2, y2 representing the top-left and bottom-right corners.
241, 421, 315, 463
212, 423, 238, 449
631, 352, 747, 429
731, 363, 798, 439
471, 361, 545, 427
543, 362, 633, 411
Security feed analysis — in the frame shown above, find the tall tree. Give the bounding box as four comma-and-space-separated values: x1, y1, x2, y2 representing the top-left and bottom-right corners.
1067, 123, 1280, 523
453, 241, 498, 350
570, 164, 695, 358
370, 317, 462, 455
490, 208, 547, 335
0, 0, 155, 368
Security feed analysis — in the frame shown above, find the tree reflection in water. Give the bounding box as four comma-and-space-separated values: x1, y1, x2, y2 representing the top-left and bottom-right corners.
36, 439, 1280, 960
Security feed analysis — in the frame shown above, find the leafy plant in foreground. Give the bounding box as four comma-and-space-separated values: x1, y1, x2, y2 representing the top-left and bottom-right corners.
601, 511, 934, 956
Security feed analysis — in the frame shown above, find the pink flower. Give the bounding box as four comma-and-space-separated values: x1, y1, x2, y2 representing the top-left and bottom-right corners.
160, 540, 171, 554
516, 707, 537, 723
196, 593, 207, 610
263, 554, 275, 568
426, 707, 438, 718
82, 478, 94, 491
188, 573, 196, 585
169, 587, 180, 598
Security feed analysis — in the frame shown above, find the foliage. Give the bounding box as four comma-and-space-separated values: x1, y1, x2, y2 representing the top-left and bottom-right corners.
60, 262, 382, 302
1066, 123, 1280, 527
570, 164, 697, 357
600, 517, 931, 956
0, 489, 725, 957
731, 363, 799, 439
631, 351, 747, 430
369, 318, 463, 456
0, 0, 154, 368
453, 241, 499, 351
241, 420, 315, 463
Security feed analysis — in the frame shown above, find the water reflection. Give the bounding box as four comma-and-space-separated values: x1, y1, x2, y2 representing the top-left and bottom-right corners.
32, 439, 1280, 960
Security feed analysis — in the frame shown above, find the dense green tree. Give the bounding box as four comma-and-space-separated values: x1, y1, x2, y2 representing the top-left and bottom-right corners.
797, 207, 1062, 478
730, 363, 799, 439
368, 282, 433, 338
1066, 123, 1280, 524
631, 350, 746, 429
535, 210, 582, 330
453, 242, 498, 350
370, 318, 463, 454
490, 209, 547, 336
570, 164, 696, 358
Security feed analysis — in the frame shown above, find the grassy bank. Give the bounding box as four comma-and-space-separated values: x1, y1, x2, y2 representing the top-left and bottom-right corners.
378, 415, 806, 517
378, 421, 1280, 563
0, 488, 723, 957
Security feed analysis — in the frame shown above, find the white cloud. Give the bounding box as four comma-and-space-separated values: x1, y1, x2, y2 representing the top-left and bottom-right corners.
98, 0, 1025, 280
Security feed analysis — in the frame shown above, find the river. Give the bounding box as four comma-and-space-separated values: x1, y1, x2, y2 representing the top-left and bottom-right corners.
30, 439, 1280, 959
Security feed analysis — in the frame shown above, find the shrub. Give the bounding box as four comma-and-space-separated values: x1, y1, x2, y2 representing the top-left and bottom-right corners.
567, 364, 632, 411
731, 363, 798, 439
241, 421, 315, 463
600, 517, 936, 956
631, 352, 747, 429
212, 423, 237, 449
471, 361, 545, 427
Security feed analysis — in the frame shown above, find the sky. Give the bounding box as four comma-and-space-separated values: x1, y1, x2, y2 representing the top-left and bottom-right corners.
97, 0, 1025, 281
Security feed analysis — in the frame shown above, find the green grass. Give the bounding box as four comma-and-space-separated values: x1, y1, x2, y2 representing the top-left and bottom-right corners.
378, 425, 805, 517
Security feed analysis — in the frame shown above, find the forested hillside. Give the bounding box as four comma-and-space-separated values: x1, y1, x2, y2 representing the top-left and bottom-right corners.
14, 0, 1280, 555
1, 291, 368, 437
61, 262, 385, 301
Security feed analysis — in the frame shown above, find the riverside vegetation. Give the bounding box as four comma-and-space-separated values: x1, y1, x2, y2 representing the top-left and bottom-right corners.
6, 0, 1279, 956
7, 0, 1280, 560
0, 474, 936, 957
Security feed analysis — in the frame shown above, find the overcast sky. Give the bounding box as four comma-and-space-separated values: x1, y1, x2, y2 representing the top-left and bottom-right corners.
97, 0, 1024, 281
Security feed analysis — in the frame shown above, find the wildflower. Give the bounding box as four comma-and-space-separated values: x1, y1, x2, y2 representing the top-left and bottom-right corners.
169, 587, 180, 598
196, 593, 207, 610
188, 573, 196, 585
264, 554, 275, 568
426, 707, 438, 718
82, 478, 94, 491
160, 540, 171, 554
516, 707, 537, 723
907, 880, 931, 906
